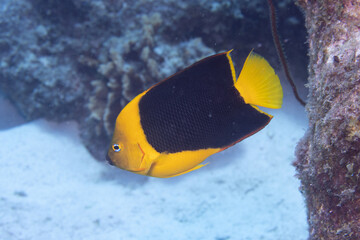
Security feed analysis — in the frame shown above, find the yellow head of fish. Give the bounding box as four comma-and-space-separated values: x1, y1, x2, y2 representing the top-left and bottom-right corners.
106, 140, 145, 173
106, 95, 153, 175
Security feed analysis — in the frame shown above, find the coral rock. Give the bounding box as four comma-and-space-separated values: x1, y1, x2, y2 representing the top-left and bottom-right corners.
295, 0, 360, 239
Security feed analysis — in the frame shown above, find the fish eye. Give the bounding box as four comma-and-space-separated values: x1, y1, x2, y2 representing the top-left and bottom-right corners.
112, 144, 121, 152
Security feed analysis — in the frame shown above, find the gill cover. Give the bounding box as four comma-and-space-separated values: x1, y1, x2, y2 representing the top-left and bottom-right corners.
107, 92, 153, 174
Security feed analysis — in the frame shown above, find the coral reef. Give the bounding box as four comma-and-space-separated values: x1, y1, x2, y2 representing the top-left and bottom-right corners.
295, 0, 360, 239
0, 0, 306, 160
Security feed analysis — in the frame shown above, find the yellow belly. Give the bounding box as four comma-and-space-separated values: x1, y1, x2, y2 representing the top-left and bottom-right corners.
147, 148, 220, 178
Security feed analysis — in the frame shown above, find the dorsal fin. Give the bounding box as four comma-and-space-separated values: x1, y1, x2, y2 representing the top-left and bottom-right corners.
234, 51, 283, 109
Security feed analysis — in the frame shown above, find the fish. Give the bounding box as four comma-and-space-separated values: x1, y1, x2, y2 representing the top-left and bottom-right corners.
106, 50, 283, 178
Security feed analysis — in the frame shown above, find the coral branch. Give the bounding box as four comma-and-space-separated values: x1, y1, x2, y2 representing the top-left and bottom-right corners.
267, 0, 306, 106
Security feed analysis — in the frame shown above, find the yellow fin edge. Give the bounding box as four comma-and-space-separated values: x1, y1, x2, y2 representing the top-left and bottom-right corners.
226, 50, 237, 84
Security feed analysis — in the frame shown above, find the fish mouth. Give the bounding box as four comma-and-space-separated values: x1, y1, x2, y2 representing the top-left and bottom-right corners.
105, 153, 114, 166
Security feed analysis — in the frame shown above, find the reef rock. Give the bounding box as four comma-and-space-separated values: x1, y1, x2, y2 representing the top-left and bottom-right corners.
295, 1, 360, 239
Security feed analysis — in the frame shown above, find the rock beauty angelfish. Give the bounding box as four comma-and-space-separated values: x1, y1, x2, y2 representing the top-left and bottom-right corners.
106, 50, 283, 178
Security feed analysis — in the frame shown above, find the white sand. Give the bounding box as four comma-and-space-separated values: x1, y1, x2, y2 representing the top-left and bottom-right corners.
0, 92, 308, 240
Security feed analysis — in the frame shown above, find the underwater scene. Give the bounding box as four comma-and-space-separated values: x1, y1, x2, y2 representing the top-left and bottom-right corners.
0, 0, 323, 239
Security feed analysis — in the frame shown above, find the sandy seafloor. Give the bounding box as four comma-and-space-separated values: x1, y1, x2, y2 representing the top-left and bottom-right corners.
0, 82, 309, 240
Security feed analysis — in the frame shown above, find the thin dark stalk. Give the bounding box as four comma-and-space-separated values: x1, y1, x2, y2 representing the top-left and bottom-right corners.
267, 0, 306, 106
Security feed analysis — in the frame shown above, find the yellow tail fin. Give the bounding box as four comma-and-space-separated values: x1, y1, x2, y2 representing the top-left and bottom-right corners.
235, 51, 283, 109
